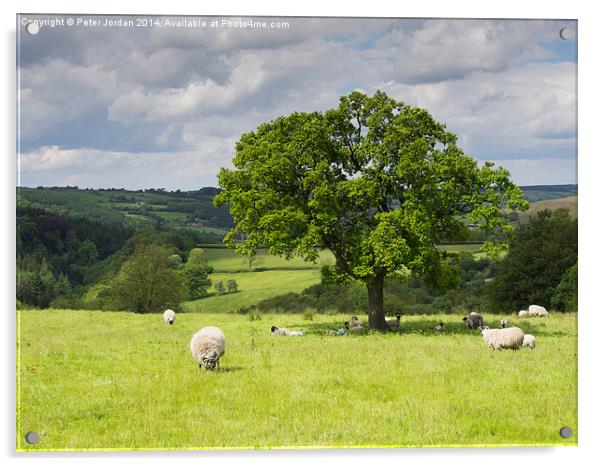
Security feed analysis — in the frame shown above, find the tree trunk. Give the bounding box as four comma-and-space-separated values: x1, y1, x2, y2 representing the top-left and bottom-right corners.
367, 271, 389, 330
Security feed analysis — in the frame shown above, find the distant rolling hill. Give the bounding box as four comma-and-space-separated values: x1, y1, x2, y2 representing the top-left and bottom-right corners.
517, 195, 577, 222
17, 184, 577, 238
519, 184, 577, 203
16, 186, 233, 239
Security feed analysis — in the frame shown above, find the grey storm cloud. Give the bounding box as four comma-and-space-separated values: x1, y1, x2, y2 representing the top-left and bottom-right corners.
17, 15, 577, 189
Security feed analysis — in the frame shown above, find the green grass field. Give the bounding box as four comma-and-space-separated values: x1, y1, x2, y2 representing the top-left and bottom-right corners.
203, 248, 335, 272
17, 310, 577, 450
436, 243, 483, 254
182, 269, 322, 313
518, 196, 578, 222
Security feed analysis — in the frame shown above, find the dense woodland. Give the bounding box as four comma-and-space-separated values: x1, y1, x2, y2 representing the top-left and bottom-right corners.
16, 186, 577, 314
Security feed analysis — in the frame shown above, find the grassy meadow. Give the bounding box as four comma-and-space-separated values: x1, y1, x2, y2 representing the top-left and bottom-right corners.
202, 248, 334, 273
17, 310, 577, 450
181, 269, 322, 313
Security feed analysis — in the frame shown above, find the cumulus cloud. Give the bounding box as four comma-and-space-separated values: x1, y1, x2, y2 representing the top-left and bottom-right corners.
19, 145, 231, 190
380, 61, 576, 161
18, 59, 119, 139
108, 54, 269, 123
379, 19, 556, 84
17, 15, 577, 188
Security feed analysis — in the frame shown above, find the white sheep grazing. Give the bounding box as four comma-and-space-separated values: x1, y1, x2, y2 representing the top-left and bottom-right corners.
270, 325, 290, 336
479, 326, 524, 351
500, 318, 508, 328
434, 322, 445, 332
528, 305, 549, 317
522, 334, 536, 349
190, 326, 226, 370
163, 309, 176, 325
288, 329, 305, 336
518, 310, 529, 318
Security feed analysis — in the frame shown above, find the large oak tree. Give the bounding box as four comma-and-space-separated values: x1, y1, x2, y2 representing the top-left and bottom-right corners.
216, 91, 527, 329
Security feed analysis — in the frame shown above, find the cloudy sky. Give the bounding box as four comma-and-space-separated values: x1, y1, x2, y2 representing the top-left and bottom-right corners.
17, 15, 577, 190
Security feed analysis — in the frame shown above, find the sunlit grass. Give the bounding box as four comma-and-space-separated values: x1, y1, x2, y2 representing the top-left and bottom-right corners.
18, 310, 577, 450
182, 269, 321, 313
203, 248, 335, 272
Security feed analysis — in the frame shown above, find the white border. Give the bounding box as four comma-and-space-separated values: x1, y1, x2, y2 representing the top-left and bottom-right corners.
3, 1, 600, 465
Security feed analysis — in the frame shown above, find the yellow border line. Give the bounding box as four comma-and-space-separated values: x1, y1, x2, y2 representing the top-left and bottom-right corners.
16, 310, 21, 451
16, 442, 578, 453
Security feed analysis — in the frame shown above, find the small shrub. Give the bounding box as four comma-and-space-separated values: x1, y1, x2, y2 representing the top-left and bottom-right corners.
225, 279, 238, 293
214, 281, 226, 295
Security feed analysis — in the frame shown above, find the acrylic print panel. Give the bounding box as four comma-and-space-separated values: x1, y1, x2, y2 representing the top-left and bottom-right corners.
16, 14, 578, 451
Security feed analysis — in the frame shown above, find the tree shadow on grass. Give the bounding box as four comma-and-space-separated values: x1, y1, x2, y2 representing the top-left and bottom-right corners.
292, 317, 569, 338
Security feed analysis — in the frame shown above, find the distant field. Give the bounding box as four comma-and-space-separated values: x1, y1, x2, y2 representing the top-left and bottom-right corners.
182, 269, 322, 313
151, 211, 188, 221
204, 246, 484, 273
519, 196, 577, 222
436, 243, 483, 254
204, 248, 335, 272
18, 310, 577, 450
123, 213, 153, 225
519, 184, 577, 203
190, 226, 230, 236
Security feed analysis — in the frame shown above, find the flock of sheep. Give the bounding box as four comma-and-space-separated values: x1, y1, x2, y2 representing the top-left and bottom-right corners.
465, 304, 548, 351
165, 303, 548, 371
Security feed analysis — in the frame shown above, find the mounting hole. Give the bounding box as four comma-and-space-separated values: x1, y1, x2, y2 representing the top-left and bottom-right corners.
559, 426, 573, 439
559, 27, 574, 40
25, 22, 40, 35
25, 431, 39, 444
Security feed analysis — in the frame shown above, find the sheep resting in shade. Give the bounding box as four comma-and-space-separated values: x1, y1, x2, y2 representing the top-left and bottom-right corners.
190, 326, 226, 370
463, 313, 484, 329
386, 314, 401, 329
348, 316, 365, 333
163, 309, 176, 325
479, 326, 524, 350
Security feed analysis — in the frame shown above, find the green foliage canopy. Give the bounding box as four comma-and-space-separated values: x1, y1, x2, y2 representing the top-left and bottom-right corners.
216, 91, 527, 328
486, 209, 577, 311
183, 264, 212, 300
112, 245, 185, 313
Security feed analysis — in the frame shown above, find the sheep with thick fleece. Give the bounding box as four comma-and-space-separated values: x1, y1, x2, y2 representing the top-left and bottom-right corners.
190, 326, 226, 370
480, 326, 524, 350
518, 310, 529, 318
522, 334, 536, 349
163, 309, 176, 325
528, 305, 549, 317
